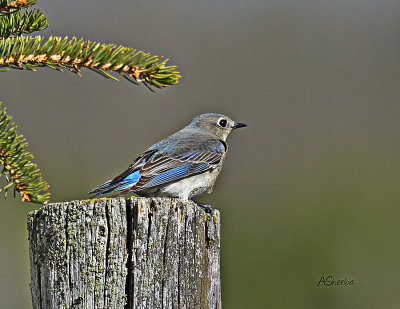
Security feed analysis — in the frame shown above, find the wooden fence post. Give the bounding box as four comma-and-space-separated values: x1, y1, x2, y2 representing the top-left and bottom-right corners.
27, 197, 221, 309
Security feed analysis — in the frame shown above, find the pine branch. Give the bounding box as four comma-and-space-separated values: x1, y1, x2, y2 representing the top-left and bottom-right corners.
0, 102, 50, 204
0, 8, 47, 38
0, 0, 35, 15
0, 1, 180, 205
0, 36, 181, 89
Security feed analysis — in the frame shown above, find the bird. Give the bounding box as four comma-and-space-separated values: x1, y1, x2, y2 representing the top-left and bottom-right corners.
88, 113, 247, 202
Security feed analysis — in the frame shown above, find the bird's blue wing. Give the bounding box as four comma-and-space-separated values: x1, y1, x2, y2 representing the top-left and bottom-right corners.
89, 139, 225, 196
88, 149, 157, 196
142, 162, 209, 188
133, 140, 225, 190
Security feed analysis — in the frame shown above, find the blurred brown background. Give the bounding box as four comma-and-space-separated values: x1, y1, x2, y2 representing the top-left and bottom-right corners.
1, 0, 400, 308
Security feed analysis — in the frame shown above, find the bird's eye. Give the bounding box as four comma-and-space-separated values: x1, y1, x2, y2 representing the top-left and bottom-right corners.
218, 119, 227, 127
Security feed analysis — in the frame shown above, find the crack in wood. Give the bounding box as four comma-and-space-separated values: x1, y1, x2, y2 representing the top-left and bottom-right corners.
65, 205, 72, 296
124, 200, 134, 309
146, 203, 153, 264
104, 202, 111, 307
160, 210, 169, 309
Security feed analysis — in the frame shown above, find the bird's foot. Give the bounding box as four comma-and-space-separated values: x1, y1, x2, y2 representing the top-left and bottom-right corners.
195, 202, 214, 213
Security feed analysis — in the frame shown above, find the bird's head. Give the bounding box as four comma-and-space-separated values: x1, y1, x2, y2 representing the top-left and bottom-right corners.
188, 113, 247, 141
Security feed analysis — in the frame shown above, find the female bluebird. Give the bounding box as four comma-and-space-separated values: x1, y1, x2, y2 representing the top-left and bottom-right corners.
89, 113, 246, 200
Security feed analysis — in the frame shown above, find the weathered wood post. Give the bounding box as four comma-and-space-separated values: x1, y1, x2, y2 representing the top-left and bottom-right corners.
27, 197, 221, 309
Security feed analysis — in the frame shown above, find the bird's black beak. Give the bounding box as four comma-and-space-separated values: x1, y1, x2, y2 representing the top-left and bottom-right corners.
232, 122, 247, 129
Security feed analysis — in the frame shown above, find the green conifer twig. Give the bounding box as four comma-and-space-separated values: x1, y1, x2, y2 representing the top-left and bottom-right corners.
0, 0, 180, 205
0, 102, 50, 204
0, 8, 47, 38
0, 0, 35, 15
0, 36, 181, 89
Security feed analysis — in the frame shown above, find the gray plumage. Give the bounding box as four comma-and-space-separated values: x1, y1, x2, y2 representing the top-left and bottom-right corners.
89, 113, 246, 200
